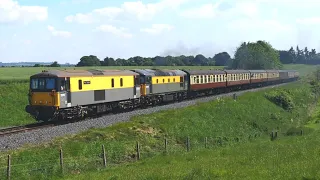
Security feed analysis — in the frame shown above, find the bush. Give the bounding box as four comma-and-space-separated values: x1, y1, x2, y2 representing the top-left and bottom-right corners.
265, 89, 295, 111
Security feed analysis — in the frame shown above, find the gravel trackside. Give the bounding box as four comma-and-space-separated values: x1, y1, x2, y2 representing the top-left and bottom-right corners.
0, 83, 289, 152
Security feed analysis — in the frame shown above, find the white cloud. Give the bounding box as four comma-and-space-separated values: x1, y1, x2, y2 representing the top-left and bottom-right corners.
296, 17, 320, 25
47, 25, 72, 38
140, 24, 173, 35
65, 13, 95, 24
180, 1, 259, 19
0, 0, 48, 23
94, 25, 132, 38
179, 3, 218, 19
65, 0, 189, 23
227, 18, 291, 33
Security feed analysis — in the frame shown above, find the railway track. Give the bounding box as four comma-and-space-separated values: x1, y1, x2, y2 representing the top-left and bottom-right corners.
0, 122, 57, 137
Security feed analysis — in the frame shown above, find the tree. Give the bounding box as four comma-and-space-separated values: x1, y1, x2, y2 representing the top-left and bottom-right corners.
213, 52, 231, 66
230, 40, 282, 70
76, 55, 101, 66
101, 57, 116, 66
49, 61, 60, 67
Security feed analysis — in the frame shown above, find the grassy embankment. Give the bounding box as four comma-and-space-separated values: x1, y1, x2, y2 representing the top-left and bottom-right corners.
0, 68, 318, 179
0, 64, 314, 127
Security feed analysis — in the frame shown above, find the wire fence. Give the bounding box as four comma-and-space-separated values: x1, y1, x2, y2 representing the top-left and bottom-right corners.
0, 130, 301, 179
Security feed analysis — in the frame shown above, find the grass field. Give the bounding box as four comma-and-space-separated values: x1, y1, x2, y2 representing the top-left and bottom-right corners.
0, 78, 317, 179
0, 66, 224, 80
61, 130, 320, 180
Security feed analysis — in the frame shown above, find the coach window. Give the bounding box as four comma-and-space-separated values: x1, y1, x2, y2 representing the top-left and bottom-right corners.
173, 78, 175, 82
163, 79, 165, 83
78, 80, 82, 90
120, 78, 123, 87
156, 79, 159, 83
168, 78, 170, 83
111, 78, 114, 88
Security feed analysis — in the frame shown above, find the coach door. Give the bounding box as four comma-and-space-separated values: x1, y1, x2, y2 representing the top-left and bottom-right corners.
134, 75, 140, 98
58, 77, 71, 108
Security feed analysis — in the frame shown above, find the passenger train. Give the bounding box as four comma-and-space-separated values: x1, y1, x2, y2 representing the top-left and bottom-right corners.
25, 68, 299, 121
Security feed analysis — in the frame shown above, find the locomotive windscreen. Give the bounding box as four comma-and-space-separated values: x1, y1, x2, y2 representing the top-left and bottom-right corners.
30, 77, 56, 91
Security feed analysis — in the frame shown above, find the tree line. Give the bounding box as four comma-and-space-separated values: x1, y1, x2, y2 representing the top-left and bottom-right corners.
74, 41, 320, 70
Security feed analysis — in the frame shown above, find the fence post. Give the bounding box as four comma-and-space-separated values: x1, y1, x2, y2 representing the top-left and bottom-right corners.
136, 142, 140, 160
205, 137, 208, 148
7, 155, 11, 180
164, 138, 168, 152
60, 147, 64, 174
186, 137, 190, 152
300, 130, 303, 136
102, 145, 107, 168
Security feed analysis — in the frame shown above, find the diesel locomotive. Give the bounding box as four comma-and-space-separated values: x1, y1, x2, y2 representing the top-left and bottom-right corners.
25, 68, 299, 122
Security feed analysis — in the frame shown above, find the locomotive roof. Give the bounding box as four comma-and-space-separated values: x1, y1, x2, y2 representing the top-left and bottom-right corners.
131, 69, 187, 76
184, 69, 226, 75
30, 69, 139, 78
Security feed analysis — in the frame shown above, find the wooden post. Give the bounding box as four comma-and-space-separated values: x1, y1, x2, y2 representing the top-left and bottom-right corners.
164, 138, 168, 152
270, 131, 274, 141
102, 145, 107, 168
136, 142, 140, 160
186, 137, 190, 152
60, 147, 64, 174
205, 137, 208, 148
7, 155, 11, 180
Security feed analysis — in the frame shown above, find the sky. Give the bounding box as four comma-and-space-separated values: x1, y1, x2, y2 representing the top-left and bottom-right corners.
1, 0, 320, 64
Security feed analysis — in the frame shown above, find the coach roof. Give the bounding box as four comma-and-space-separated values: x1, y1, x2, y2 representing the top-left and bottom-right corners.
30, 69, 139, 78
132, 69, 187, 76
184, 69, 226, 75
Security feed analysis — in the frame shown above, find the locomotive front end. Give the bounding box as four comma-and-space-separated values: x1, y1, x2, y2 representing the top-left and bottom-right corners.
25, 71, 61, 121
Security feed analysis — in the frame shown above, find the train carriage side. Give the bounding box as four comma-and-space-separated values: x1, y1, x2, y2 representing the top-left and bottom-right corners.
278, 70, 290, 83
182, 69, 227, 91
266, 70, 280, 84
287, 70, 299, 81
248, 70, 268, 84
225, 70, 251, 87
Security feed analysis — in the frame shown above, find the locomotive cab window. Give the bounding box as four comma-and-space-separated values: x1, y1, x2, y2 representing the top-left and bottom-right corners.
180, 76, 183, 83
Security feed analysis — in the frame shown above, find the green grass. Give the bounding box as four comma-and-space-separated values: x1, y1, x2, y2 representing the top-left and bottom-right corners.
0, 66, 224, 80
0, 79, 316, 179
59, 131, 320, 180
0, 80, 33, 127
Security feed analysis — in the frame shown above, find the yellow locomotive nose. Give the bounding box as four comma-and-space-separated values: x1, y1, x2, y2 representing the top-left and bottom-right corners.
30, 91, 60, 107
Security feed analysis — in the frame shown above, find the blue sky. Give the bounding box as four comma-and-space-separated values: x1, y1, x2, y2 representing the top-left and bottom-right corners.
1, 0, 320, 64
